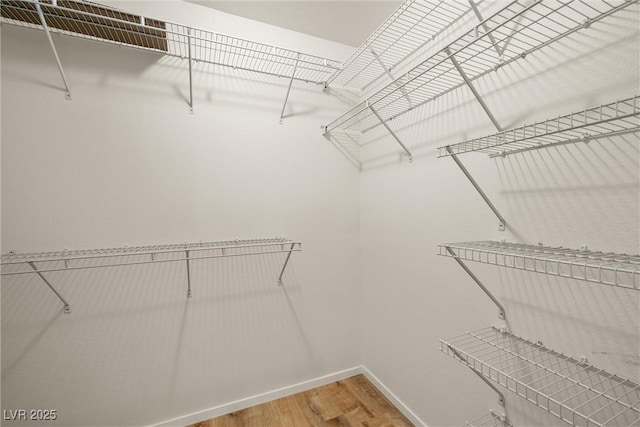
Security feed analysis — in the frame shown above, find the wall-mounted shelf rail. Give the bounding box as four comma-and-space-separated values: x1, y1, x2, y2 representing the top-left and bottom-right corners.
326, 0, 477, 91
439, 96, 640, 158
439, 241, 640, 291
441, 327, 640, 427
461, 410, 512, 427
1, 237, 302, 312
1, 0, 340, 113
323, 0, 636, 144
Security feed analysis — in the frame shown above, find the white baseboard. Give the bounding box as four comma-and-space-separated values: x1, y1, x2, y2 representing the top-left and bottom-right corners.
360, 366, 428, 427
152, 366, 363, 427
152, 365, 427, 427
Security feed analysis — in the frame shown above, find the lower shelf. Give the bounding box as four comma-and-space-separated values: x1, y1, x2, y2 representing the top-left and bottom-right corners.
440, 327, 640, 427
461, 410, 512, 427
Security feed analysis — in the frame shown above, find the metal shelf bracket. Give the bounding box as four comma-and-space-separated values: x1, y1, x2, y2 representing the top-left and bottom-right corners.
445, 246, 505, 320
27, 261, 71, 314
187, 28, 194, 114
277, 242, 297, 286
34, 0, 72, 100
369, 103, 413, 162
279, 53, 300, 124
185, 250, 192, 298
446, 147, 506, 231
447, 344, 506, 407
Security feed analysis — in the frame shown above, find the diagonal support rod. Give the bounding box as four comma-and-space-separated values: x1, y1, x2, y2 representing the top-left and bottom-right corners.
187, 28, 194, 114
279, 53, 300, 124
446, 247, 505, 319
445, 47, 502, 132
447, 146, 506, 230
35, 0, 72, 100
370, 49, 412, 108
277, 243, 297, 286
369, 105, 413, 161
185, 250, 192, 298
27, 261, 71, 314
448, 344, 505, 407
468, 0, 503, 59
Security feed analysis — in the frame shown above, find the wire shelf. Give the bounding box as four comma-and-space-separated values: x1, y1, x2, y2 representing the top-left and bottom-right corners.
439, 96, 640, 157
441, 327, 640, 427
461, 410, 512, 427
438, 241, 640, 291
1, 237, 302, 275
326, 0, 477, 90
324, 0, 636, 134
1, 0, 341, 85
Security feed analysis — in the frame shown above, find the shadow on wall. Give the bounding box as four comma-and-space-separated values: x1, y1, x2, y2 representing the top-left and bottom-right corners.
1, 251, 317, 425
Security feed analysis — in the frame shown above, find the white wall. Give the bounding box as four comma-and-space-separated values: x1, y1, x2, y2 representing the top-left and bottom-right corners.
0, 3, 361, 426
359, 3, 640, 426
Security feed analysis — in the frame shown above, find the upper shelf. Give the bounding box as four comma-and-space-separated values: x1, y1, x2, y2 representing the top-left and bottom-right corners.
1, 0, 341, 85
439, 96, 640, 157
323, 0, 637, 134
326, 0, 478, 91
439, 241, 640, 291
1, 237, 302, 275
441, 327, 640, 427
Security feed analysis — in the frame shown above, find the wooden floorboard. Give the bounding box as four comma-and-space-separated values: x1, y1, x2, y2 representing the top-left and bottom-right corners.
188, 374, 414, 427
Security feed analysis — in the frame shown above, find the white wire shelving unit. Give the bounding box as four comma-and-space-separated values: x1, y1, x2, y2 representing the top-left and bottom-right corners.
1, 0, 340, 116
439, 96, 640, 158
323, 0, 637, 158
1, 237, 302, 313
441, 327, 640, 427
461, 410, 512, 427
326, 0, 478, 91
439, 241, 640, 291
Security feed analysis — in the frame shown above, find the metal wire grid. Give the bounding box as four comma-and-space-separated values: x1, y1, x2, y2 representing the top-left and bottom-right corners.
440, 327, 640, 427
324, 0, 636, 134
0, 0, 341, 84
438, 96, 640, 157
461, 410, 512, 427
326, 0, 475, 90
438, 241, 640, 291
1, 238, 302, 276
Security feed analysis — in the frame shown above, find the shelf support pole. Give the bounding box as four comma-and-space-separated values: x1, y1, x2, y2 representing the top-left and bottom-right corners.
27, 262, 71, 314
185, 250, 192, 298
446, 247, 505, 319
445, 47, 502, 132
277, 243, 297, 286
187, 28, 194, 114
370, 49, 412, 108
279, 53, 300, 124
468, 0, 503, 59
369, 104, 413, 161
447, 345, 505, 407
446, 146, 506, 231
35, 0, 72, 100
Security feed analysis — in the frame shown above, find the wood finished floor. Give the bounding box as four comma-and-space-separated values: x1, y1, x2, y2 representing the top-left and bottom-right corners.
188, 374, 414, 427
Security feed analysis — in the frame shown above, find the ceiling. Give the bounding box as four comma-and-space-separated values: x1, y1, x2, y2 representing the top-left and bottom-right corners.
184, 1, 401, 47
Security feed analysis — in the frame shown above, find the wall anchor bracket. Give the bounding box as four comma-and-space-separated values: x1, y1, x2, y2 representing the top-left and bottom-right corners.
445, 246, 506, 320
446, 147, 506, 231
27, 261, 71, 314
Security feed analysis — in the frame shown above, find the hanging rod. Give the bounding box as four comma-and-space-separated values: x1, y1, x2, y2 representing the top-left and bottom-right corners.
439, 96, 640, 157
441, 326, 640, 427
324, 0, 637, 136
439, 241, 640, 291
1, 0, 341, 85
326, 0, 479, 90
1, 237, 302, 276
